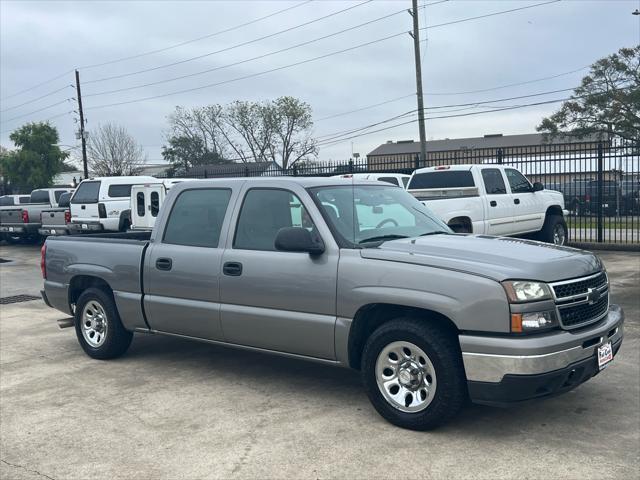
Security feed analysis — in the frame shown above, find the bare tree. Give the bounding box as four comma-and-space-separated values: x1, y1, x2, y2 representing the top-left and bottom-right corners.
270, 96, 317, 169
87, 124, 146, 176
224, 101, 276, 162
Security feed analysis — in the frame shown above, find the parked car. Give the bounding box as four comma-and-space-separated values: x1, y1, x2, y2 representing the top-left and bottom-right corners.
407, 165, 569, 244
0, 188, 73, 242
130, 179, 194, 230
621, 179, 640, 215
41, 177, 624, 430
68, 176, 157, 233
38, 192, 73, 237
561, 179, 593, 216
0, 194, 31, 242
584, 180, 620, 216
332, 173, 411, 188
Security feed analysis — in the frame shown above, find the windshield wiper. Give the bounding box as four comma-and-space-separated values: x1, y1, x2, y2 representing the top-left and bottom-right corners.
419, 231, 450, 236
358, 234, 409, 244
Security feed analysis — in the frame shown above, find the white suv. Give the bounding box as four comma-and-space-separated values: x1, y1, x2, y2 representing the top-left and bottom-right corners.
69, 176, 157, 233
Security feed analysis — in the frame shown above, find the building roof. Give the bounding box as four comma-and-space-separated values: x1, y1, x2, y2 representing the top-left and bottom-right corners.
188, 161, 281, 177
367, 133, 602, 156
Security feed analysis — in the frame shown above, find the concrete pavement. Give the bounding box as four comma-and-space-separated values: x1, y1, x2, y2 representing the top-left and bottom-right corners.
1, 243, 638, 479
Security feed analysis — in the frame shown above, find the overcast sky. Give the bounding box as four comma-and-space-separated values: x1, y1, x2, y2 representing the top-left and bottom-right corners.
1, 0, 638, 166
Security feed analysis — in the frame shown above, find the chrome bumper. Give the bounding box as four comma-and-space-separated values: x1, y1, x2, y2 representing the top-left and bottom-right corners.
460, 305, 624, 383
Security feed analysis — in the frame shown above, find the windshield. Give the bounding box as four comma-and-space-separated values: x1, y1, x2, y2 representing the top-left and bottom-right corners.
310, 184, 451, 247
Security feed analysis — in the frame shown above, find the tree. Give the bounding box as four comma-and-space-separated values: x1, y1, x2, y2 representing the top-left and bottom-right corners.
538, 46, 640, 142
87, 123, 146, 176
270, 96, 317, 169
224, 100, 276, 162
0, 122, 68, 192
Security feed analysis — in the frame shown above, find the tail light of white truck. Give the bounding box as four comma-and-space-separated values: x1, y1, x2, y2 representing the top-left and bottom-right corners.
40, 244, 47, 279
64, 210, 71, 224
22, 210, 29, 223
98, 203, 107, 218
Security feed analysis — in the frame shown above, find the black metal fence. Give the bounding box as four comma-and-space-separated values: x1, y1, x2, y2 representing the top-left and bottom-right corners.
158, 139, 640, 245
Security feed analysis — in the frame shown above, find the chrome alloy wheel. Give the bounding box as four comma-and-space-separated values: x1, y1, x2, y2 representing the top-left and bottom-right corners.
375, 341, 437, 413
553, 224, 566, 245
81, 300, 108, 348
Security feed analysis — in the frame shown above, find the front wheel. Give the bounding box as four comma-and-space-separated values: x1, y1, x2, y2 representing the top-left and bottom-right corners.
538, 215, 568, 245
361, 318, 467, 430
74, 288, 133, 359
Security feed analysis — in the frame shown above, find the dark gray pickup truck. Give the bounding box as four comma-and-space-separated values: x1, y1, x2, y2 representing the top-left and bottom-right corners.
42, 178, 624, 430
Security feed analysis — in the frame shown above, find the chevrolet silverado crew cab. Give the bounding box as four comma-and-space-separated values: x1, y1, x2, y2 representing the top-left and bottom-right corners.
41, 178, 624, 430
69, 176, 157, 233
407, 165, 568, 245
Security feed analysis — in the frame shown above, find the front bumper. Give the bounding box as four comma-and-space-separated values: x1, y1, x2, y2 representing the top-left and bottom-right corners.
68, 221, 104, 233
461, 304, 624, 405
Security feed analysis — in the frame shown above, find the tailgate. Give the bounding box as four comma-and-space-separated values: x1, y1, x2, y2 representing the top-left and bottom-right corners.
0, 208, 24, 225
41, 209, 68, 226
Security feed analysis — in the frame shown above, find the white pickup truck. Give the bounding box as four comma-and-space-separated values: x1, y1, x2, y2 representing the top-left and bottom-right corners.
407, 165, 568, 245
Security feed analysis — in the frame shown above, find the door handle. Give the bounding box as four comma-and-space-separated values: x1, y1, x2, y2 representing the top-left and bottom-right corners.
223, 262, 243, 276
155, 258, 172, 271
490, 201, 497, 207
514, 198, 520, 205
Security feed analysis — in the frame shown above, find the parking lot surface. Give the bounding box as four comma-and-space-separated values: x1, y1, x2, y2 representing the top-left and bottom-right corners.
1, 243, 639, 480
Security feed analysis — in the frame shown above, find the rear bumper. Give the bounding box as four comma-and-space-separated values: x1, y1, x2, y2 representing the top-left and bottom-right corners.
68, 221, 104, 233
0, 223, 40, 234
39, 226, 70, 236
461, 304, 624, 405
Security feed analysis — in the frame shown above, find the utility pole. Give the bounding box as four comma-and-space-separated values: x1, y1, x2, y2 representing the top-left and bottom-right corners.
410, 0, 427, 167
75, 70, 89, 179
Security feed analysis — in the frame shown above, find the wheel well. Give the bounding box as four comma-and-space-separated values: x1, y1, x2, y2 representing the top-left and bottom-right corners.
347, 304, 459, 370
545, 205, 563, 219
68, 275, 113, 308
447, 216, 472, 233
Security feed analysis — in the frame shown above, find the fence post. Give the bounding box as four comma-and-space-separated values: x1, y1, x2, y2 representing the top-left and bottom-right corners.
293, 165, 298, 177
597, 141, 603, 243
497, 148, 503, 165
348, 159, 354, 174
414, 154, 420, 170
203, 170, 208, 179
245, 166, 250, 177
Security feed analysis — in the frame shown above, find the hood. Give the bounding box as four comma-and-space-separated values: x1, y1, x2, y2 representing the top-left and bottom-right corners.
360, 234, 602, 282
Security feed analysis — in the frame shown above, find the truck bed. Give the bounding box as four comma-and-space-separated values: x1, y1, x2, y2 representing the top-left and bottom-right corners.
50, 230, 152, 243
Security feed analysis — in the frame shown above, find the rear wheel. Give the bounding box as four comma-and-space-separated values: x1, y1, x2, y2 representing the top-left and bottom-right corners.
538, 215, 568, 245
74, 288, 133, 359
361, 318, 467, 430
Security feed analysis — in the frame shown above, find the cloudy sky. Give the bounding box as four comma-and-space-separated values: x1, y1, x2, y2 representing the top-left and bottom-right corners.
1, 0, 638, 166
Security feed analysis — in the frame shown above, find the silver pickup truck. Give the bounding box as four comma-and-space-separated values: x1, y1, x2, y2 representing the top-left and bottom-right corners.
41, 178, 624, 430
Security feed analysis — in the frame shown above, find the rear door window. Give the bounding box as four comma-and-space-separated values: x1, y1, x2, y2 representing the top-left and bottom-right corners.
72, 181, 100, 203
0, 197, 13, 206
378, 177, 400, 186
19, 196, 31, 204
481, 169, 507, 194
136, 192, 145, 217
408, 171, 475, 189
108, 184, 133, 198
30, 190, 50, 203
163, 189, 232, 248
150, 191, 160, 217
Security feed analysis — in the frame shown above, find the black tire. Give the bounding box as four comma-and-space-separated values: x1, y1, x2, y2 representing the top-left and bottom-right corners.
538, 214, 568, 245
361, 318, 467, 431
74, 287, 133, 359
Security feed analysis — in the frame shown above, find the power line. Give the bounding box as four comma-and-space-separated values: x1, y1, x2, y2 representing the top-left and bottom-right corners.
0, 1, 313, 101
0, 98, 73, 125
77, 0, 314, 70
84, 5, 427, 98
83, 0, 375, 85
421, 0, 562, 32
316, 94, 416, 122
0, 84, 74, 113
85, 31, 410, 111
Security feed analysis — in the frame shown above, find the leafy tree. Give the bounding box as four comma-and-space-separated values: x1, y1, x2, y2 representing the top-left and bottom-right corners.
87, 123, 146, 176
0, 122, 68, 192
162, 135, 228, 175
224, 100, 275, 162
538, 46, 640, 142
270, 96, 317, 169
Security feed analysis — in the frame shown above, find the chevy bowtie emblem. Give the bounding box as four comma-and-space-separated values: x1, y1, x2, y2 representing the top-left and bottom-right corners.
586, 287, 601, 305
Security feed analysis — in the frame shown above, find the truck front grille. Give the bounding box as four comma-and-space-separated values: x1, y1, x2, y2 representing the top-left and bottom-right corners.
551, 272, 609, 329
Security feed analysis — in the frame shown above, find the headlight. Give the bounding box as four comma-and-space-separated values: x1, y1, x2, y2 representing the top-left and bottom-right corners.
511, 311, 559, 333
502, 280, 552, 303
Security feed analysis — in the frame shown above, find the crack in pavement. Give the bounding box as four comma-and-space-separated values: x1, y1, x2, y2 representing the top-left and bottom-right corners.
1, 459, 56, 480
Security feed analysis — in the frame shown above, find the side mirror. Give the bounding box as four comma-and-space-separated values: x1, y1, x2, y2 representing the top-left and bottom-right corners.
532, 182, 544, 192
275, 227, 325, 255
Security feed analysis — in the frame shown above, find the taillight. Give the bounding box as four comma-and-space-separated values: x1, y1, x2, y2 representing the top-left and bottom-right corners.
22, 210, 29, 223
41, 243, 47, 279
64, 210, 71, 224
585, 194, 591, 202
98, 203, 107, 218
